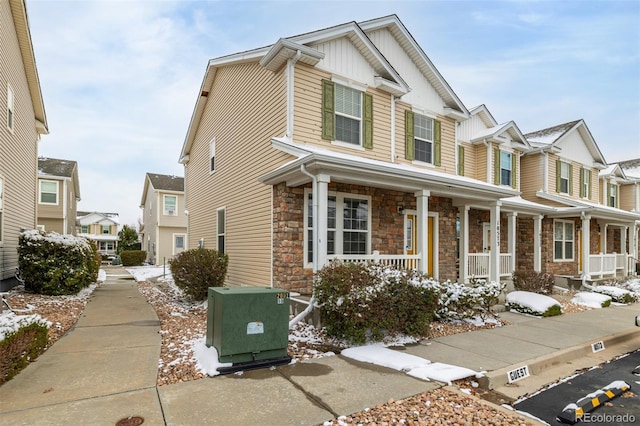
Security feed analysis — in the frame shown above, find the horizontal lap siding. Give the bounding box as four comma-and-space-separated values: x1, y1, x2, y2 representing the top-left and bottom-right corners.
459, 142, 475, 178
0, 1, 39, 284
186, 62, 289, 287
294, 65, 391, 162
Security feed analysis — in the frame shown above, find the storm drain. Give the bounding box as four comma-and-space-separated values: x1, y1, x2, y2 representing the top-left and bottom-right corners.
116, 416, 144, 426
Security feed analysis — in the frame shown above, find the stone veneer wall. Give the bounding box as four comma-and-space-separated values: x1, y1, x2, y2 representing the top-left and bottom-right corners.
272, 182, 459, 294
516, 217, 534, 272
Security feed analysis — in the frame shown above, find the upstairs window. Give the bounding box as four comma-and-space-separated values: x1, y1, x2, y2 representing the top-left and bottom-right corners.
414, 114, 434, 164
493, 149, 516, 188
556, 160, 572, 195
609, 183, 618, 208
39, 180, 58, 204
580, 168, 592, 199
164, 195, 177, 216
81, 225, 88, 233
321, 80, 373, 148
404, 110, 441, 165
7, 86, 14, 131
102, 225, 110, 234
335, 84, 361, 145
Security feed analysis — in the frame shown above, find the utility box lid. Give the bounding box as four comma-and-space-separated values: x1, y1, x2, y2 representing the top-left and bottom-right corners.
206, 287, 290, 365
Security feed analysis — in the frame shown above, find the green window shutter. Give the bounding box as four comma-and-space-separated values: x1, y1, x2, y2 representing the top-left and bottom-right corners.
587, 169, 592, 200
363, 92, 373, 149
511, 153, 517, 189
579, 168, 585, 198
434, 119, 441, 166
494, 148, 500, 185
404, 110, 414, 161
321, 80, 335, 140
568, 163, 573, 195
556, 160, 561, 193
458, 145, 465, 176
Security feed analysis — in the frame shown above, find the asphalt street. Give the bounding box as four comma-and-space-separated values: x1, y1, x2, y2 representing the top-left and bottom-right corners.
513, 349, 640, 425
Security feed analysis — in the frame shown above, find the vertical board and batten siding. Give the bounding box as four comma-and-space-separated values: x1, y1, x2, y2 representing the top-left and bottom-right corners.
365, 28, 447, 117
0, 1, 39, 284
294, 64, 392, 162
186, 62, 289, 287
310, 38, 379, 88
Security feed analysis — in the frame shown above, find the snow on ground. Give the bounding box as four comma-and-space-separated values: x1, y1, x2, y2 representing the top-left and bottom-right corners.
127, 266, 171, 282
506, 291, 561, 315
191, 337, 232, 376
591, 285, 634, 300
571, 292, 612, 308
341, 345, 482, 384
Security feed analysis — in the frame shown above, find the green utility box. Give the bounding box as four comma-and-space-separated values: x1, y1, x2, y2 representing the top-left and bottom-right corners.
207, 287, 290, 366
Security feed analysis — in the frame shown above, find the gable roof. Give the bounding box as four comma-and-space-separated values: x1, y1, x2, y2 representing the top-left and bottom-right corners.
140, 173, 184, 206
38, 157, 76, 178
470, 121, 530, 149
179, 14, 468, 161
617, 158, 640, 180
599, 163, 626, 180
524, 119, 607, 165
77, 211, 120, 226
37, 157, 81, 200
8, 0, 48, 134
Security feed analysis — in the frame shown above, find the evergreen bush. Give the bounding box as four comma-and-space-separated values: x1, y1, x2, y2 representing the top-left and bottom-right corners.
120, 250, 147, 266
18, 230, 98, 295
169, 248, 229, 300
314, 262, 436, 344
0, 315, 49, 384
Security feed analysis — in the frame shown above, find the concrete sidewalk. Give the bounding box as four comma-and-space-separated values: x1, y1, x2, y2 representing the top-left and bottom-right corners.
1, 270, 639, 425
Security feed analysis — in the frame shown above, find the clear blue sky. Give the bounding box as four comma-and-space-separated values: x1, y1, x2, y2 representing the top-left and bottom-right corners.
28, 0, 640, 227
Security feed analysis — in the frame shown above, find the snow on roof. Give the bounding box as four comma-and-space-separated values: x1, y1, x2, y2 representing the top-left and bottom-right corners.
524, 120, 580, 145
38, 157, 77, 178
617, 158, 640, 179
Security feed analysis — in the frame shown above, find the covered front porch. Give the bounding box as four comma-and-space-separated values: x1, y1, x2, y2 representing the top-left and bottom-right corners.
260, 138, 520, 291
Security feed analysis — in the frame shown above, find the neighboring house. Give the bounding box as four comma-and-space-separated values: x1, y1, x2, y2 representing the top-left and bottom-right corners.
521, 120, 639, 281
179, 15, 639, 294
76, 211, 119, 256
139, 173, 187, 265
616, 158, 640, 268
37, 157, 80, 235
0, 0, 49, 290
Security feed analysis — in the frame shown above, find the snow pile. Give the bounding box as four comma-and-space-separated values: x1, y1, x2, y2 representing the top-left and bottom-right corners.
127, 266, 171, 282
0, 311, 51, 341
591, 285, 635, 303
191, 337, 232, 376
506, 291, 561, 316
341, 345, 481, 384
570, 292, 611, 308
20, 229, 92, 250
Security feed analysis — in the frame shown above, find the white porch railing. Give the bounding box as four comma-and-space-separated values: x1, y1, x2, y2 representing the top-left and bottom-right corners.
467, 253, 512, 279
588, 253, 617, 278
329, 251, 421, 270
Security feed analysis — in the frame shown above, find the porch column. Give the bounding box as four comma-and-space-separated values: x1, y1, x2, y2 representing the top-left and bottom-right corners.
507, 212, 517, 274
631, 223, 638, 262
600, 222, 608, 254
489, 201, 501, 283
415, 190, 430, 275
317, 174, 330, 268
533, 215, 542, 272
581, 214, 591, 280
621, 225, 628, 256
459, 205, 470, 284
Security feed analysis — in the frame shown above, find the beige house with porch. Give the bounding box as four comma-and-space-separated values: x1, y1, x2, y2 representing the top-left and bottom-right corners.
179, 15, 639, 294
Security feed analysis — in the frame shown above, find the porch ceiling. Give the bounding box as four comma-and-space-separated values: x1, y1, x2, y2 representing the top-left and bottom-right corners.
259, 137, 518, 203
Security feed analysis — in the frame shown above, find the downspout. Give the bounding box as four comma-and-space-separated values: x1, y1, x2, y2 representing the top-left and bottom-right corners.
286, 50, 302, 139
289, 163, 317, 328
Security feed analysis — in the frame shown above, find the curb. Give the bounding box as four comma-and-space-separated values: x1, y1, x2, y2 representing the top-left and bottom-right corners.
477, 328, 640, 390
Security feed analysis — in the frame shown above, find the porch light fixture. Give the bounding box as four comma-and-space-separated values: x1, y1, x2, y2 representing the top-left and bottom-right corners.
397, 205, 405, 214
